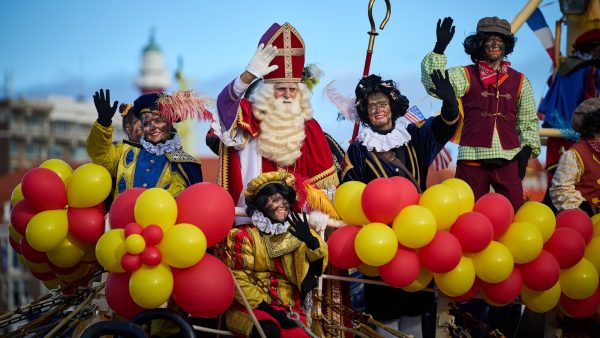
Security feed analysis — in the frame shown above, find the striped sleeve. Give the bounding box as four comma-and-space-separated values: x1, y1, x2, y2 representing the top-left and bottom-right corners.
516, 76, 541, 158
549, 150, 585, 211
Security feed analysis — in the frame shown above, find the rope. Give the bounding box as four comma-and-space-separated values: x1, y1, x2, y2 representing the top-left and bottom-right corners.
191, 325, 235, 336
231, 271, 266, 338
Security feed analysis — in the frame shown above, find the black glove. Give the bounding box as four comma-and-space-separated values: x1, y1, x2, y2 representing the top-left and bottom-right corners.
579, 201, 595, 217
93, 89, 118, 127
287, 212, 319, 250
515, 146, 532, 179
433, 17, 455, 54
256, 302, 296, 329
429, 69, 458, 122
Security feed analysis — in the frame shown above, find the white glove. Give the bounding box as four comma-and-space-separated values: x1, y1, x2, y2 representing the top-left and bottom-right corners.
308, 210, 330, 232
245, 43, 279, 78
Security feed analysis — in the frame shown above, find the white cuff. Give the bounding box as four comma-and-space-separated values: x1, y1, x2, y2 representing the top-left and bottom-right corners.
233, 76, 251, 98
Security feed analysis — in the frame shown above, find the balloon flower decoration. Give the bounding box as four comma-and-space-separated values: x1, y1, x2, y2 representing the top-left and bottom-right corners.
328, 177, 600, 318
8, 159, 111, 290
97, 182, 236, 319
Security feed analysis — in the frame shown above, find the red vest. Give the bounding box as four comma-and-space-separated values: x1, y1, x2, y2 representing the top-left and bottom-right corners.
460, 65, 524, 149
570, 141, 600, 209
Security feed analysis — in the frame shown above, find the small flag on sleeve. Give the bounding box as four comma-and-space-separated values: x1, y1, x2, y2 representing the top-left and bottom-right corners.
404, 105, 426, 124
433, 147, 452, 171
526, 7, 556, 66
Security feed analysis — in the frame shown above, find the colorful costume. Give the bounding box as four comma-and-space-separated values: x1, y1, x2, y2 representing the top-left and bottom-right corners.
214, 22, 338, 209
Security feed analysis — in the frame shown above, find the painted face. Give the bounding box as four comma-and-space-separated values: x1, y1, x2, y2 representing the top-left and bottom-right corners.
126, 118, 143, 143
273, 82, 299, 102
367, 93, 393, 131
141, 112, 170, 144
262, 192, 290, 223
483, 35, 506, 63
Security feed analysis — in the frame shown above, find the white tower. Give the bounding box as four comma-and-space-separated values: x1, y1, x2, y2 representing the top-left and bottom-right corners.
134, 30, 171, 94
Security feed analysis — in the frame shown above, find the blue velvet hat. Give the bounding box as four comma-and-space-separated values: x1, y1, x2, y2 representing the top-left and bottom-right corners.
130, 93, 161, 119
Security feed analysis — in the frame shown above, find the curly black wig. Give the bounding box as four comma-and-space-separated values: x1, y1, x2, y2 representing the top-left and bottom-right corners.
355, 74, 409, 128
245, 183, 296, 217
579, 108, 600, 138
463, 32, 517, 64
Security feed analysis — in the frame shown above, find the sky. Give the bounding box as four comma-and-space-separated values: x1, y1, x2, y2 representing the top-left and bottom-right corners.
0, 0, 563, 158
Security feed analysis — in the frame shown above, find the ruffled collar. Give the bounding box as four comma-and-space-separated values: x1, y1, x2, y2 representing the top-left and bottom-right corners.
357, 118, 412, 152
251, 211, 290, 235
141, 133, 182, 155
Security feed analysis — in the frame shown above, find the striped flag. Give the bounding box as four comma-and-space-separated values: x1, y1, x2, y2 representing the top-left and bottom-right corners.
404, 105, 426, 124
526, 7, 556, 65
433, 147, 452, 171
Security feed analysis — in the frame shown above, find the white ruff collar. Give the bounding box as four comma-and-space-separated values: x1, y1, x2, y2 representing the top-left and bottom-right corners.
141, 133, 182, 155
251, 211, 290, 235
357, 118, 412, 152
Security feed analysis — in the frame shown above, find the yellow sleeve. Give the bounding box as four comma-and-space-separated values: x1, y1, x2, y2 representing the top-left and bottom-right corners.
86, 121, 121, 178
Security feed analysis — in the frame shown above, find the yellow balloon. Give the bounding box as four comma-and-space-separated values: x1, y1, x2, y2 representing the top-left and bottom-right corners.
392, 205, 437, 248
10, 184, 24, 207
95, 229, 127, 272
57, 263, 93, 283
81, 244, 97, 263
592, 214, 600, 237
357, 264, 380, 277
26, 210, 69, 252
39, 159, 73, 183
47, 235, 85, 268
498, 222, 543, 264
125, 234, 146, 255
129, 264, 173, 309
8, 223, 22, 242
134, 188, 177, 231
67, 163, 112, 208
471, 241, 514, 283
402, 267, 434, 292
333, 181, 369, 225
434, 256, 476, 297
42, 279, 61, 290
418, 184, 460, 230
21, 256, 50, 273
355, 223, 398, 267
514, 202, 556, 242
160, 223, 207, 268
585, 237, 600, 274
442, 178, 475, 215
559, 258, 599, 300
521, 283, 561, 313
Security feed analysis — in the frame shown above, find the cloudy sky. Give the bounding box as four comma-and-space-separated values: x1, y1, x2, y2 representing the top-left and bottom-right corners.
1, 0, 561, 157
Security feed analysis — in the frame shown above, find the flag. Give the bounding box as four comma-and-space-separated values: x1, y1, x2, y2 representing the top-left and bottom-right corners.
526, 8, 556, 65
433, 147, 452, 171
404, 105, 426, 124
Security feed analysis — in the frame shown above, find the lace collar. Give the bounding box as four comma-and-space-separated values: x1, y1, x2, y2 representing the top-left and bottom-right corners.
357, 118, 412, 152
251, 211, 290, 235
141, 133, 182, 156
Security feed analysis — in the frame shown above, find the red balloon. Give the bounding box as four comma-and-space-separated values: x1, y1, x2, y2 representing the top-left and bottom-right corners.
327, 225, 362, 269
108, 188, 146, 229
379, 245, 420, 287
452, 278, 483, 302
9, 237, 21, 254
105, 272, 144, 319
10, 200, 38, 235
560, 287, 600, 318
544, 228, 586, 269
142, 225, 163, 246
481, 267, 523, 305
31, 270, 57, 281
518, 250, 560, 291
176, 183, 235, 247
93, 203, 106, 214
124, 223, 143, 236
67, 207, 105, 244
21, 168, 67, 211
20, 236, 48, 263
172, 254, 235, 318
473, 193, 514, 239
361, 178, 406, 224
556, 209, 594, 244
121, 253, 142, 272
419, 231, 462, 273
140, 247, 162, 266
389, 176, 420, 206
450, 212, 494, 253
48, 261, 81, 275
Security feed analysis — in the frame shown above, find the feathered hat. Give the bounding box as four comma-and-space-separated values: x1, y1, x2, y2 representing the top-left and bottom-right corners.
130, 91, 213, 123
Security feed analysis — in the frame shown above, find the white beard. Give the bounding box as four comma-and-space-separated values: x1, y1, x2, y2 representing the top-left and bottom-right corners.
254, 96, 307, 167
